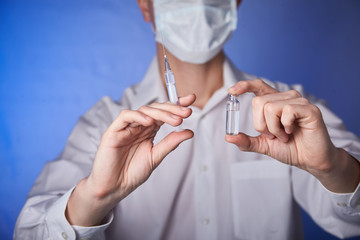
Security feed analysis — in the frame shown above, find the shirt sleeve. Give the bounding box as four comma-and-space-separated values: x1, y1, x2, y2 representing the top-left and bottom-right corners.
14, 97, 123, 240
328, 178, 360, 218
44, 186, 114, 240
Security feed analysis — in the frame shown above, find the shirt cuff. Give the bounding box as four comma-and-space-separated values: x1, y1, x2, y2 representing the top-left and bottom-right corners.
45, 186, 113, 240
327, 152, 360, 217
72, 213, 113, 240
328, 181, 360, 216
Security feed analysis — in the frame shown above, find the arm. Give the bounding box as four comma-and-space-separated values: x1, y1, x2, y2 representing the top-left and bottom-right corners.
14, 94, 196, 239
14, 97, 117, 240
65, 95, 195, 226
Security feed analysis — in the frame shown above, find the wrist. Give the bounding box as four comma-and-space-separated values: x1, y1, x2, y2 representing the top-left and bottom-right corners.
311, 148, 360, 193
66, 178, 117, 226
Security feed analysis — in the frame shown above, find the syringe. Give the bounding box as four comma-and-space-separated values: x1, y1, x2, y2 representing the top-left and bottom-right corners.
161, 32, 182, 130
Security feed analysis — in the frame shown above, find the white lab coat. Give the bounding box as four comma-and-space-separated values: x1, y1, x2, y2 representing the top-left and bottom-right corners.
14, 57, 360, 240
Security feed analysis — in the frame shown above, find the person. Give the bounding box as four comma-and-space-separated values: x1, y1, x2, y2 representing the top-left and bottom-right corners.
14, 0, 360, 239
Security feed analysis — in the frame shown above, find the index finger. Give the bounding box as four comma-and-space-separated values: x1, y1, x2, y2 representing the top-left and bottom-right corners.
177, 93, 196, 107
109, 109, 153, 132
228, 78, 278, 96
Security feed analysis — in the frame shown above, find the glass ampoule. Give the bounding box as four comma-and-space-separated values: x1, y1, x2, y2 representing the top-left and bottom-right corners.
226, 95, 240, 135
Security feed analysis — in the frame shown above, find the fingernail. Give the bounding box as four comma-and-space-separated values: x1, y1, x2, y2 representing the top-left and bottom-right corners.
229, 86, 237, 92
181, 107, 188, 111
284, 127, 291, 134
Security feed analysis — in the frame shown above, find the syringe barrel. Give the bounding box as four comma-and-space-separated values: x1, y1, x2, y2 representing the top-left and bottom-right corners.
164, 71, 179, 104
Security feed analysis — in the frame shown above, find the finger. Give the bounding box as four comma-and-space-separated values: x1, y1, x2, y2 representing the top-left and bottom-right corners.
149, 102, 192, 119
138, 105, 184, 127
228, 78, 278, 96
263, 97, 310, 141
147, 94, 195, 121
281, 103, 322, 134
225, 133, 266, 154
263, 102, 289, 143
119, 123, 159, 142
109, 109, 153, 132
251, 90, 302, 139
178, 93, 196, 107
151, 129, 194, 168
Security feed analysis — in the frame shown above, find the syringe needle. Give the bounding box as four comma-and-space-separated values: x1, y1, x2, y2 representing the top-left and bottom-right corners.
160, 30, 166, 56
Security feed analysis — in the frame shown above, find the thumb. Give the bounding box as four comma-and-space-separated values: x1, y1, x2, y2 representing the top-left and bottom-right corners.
151, 129, 194, 168
225, 133, 263, 153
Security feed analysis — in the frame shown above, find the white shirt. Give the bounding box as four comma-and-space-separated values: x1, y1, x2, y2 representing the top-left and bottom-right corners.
14, 57, 360, 240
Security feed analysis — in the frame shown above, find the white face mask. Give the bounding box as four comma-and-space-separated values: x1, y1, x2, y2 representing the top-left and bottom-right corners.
153, 0, 237, 64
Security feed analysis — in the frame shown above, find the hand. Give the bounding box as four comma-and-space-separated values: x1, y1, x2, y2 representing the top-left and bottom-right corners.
66, 94, 196, 226
226, 79, 360, 193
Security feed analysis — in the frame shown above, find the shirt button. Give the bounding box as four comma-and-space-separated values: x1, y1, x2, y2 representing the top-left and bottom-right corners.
61, 232, 68, 239
202, 218, 210, 225
201, 165, 208, 172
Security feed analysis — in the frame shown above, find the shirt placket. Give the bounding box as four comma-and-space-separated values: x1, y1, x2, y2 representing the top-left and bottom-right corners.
193, 110, 218, 240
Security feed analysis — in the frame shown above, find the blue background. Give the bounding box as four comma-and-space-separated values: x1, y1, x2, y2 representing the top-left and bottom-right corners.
1, 0, 360, 239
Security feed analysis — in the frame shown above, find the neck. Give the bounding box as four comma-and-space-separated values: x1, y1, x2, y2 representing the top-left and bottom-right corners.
156, 43, 224, 109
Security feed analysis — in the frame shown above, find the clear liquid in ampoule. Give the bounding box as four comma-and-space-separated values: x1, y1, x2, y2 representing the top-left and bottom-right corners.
226, 95, 240, 135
